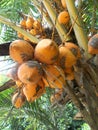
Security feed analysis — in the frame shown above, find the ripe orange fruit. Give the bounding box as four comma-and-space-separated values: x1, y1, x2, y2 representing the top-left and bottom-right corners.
33, 20, 41, 30
66, 72, 75, 80
9, 40, 34, 63
88, 34, 98, 54
34, 39, 59, 64
15, 80, 23, 88
42, 77, 49, 87
58, 11, 70, 24
65, 42, 81, 59
20, 19, 26, 29
30, 29, 38, 36
17, 32, 23, 38
64, 67, 73, 74
12, 92, 26, 108
43, 65, 66, 89
26, 16, 34, 30
58, 45, 77, 69
23, 80, 45, 102
64, 67, 75, 80
18, 60, 43, 85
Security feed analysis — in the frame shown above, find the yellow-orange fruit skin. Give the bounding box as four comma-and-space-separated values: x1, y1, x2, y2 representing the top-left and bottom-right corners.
58, 45, 77, 69
17, 32, 23, 38
64, 67, 73, 74
65, 42, 81, 59
42, 77, 49, 87
30, 29, 39, 36
9, 40, 34, 63
15, 80, 23, 88
23, 80, 45, 102
12, 92, 25, 108
66, 72, 75, 80
18, 61, 43, 85
20, 19, 26, 29
26, 17, 34, 30
88, 34, 98, 54
64, 67, 75, 80
33, 20, 41, 30
61, 0, 67, 8
34, 39, 59, 64
43, 65, 66, 89
58, 11, 70, 24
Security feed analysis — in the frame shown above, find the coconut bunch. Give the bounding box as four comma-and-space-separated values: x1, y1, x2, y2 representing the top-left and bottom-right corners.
7, 38, 81, 108
17, 16, 45, 41
18, 15, 62, 44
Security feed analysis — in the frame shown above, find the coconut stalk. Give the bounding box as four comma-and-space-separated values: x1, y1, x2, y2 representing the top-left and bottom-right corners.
32, 0, 53, 27
0, 15, 39, 44
42, 0, 72, 42
65, 0, 91, 59
65, 82, 97, 130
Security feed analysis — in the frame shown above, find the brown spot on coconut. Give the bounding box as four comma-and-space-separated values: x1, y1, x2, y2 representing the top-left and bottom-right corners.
18, 60, 43, 85
9, 40, 34, 63
23, 79, 45, 102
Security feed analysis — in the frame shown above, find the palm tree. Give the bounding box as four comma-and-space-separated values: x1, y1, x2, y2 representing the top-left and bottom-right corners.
0, 0, 98, 130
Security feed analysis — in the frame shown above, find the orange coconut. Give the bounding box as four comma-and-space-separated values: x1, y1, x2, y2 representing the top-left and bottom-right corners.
15, 80, 24, 88
43, 65, 66, 89
26, 16, 34, 30
20, 19, 26, 29
58, 45, 77, 69
34, 39, 59, 64
18, 60, 43, 85
64, 67, 74, 74
33, 20, 41, 30
23, 79, 45, 102
42, 77, 49, 87
88, 34, 98, 54
58, 11, 70, 24
66, 72, 75, 80
17, 32, 23, 38
64, 67, 75, 80
65, 42, 81, 59
30, 29, 39, 36
9, 40, 34, 63
12, 92, 26, 108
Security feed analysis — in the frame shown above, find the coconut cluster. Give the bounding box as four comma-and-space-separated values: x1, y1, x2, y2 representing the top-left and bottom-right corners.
17, 16, 45, 41
7, 37, 81, 108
